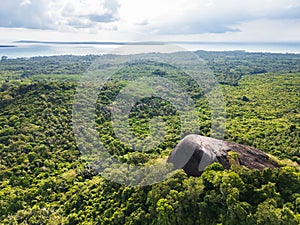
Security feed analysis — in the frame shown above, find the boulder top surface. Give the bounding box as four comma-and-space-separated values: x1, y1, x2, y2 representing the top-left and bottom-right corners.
167, 134, 278, 176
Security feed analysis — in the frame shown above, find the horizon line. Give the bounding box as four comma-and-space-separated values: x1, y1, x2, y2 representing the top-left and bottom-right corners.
13, 40, 300, 46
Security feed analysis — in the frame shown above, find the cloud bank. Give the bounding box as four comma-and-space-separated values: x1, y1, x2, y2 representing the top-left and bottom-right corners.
129, 0, 300, 34
0, 0, 299, 42
0, 0, 120, 31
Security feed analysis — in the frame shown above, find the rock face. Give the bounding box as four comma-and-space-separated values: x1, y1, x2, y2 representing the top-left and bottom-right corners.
167, 134, 278, 176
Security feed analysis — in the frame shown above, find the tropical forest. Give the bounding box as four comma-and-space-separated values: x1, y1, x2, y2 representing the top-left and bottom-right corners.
0, 50, 299, 225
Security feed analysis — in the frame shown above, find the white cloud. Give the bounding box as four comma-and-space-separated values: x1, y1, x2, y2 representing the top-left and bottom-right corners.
229, 19, 300, 42
0, 0, 300, 43
118, 0, 300, 35
20, 0, 32, 7
0, 0, 120, 31
0, 0, 52, 29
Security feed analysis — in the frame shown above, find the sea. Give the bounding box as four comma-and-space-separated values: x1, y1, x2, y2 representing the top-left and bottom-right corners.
1, 42, 300, 59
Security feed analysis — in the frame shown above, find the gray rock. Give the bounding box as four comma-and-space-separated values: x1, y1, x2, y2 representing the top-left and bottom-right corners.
167, 134, 278, 176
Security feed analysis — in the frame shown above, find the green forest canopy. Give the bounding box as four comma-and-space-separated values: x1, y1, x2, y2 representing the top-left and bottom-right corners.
0, 51, 299, 224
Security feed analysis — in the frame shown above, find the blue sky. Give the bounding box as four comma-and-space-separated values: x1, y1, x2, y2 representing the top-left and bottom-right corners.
0, 0, 300, 44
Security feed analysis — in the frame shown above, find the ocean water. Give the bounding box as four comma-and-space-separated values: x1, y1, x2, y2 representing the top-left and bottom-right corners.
0, 44, 119, 59
1, 42, 300, 59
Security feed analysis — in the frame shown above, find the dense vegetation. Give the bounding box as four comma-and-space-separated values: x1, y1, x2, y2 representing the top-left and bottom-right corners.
0, 51, 299, 224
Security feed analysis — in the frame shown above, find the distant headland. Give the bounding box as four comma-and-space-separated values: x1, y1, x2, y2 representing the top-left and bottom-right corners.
0, 45, 16, 48
14, 40, 166, 45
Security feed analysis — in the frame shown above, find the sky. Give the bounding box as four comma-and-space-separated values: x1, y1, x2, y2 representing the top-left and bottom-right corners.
0, 0, 300, 44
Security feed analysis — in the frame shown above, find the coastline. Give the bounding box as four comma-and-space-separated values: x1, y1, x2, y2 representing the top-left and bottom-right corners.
1, 42, 300, 59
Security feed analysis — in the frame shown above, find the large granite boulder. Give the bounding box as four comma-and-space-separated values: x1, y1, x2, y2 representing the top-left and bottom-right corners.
167, 134, 278, 176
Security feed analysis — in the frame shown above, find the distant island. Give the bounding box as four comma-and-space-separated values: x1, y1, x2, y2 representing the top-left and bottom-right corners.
0, 45, 16, 48
15, 40, 166, 45
15, 40, 300, 46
